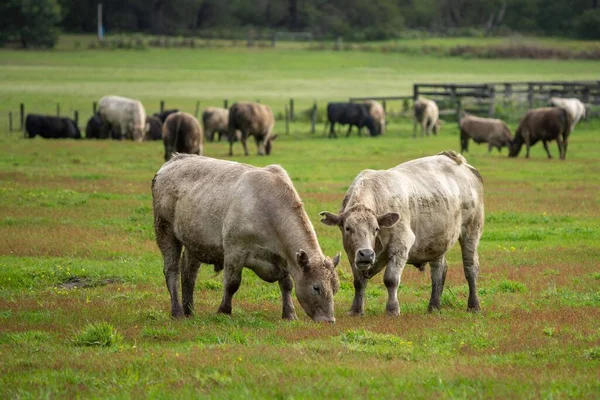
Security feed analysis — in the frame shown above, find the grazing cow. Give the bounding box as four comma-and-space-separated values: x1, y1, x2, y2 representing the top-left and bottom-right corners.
202, 107, 230, 142
228, 102, 277, 156
144, 116, 163, 141
85, 114, 105, 139
162, 112, 203, 161
321, 151, 484, 316
152, 154, 340, 321
325, 103, 377, 138
25, 114, 81, 139
459, 114, 513, 153
548, 97, 586, 132
97, 95, 147, 141
413, 98, 440, 137
153, 109, 180, 124
364, 100, 386, 135
509, 107, 572, 160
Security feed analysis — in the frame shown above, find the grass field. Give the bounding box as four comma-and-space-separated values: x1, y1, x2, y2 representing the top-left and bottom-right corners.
1, 38, 599, 398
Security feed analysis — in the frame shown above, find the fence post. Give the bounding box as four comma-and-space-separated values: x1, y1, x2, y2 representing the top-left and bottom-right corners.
224, 99, 228, 109
289, 98, 294, 121
412, 84, 418, 137
56, 103, 60, 117
194, 101, 200, 118
311, 101, 317, 134
382, 100, 387, 113
488, 85, 496, 117
456, 98, 462, 124
20, 103, 25, 131
74, 110, 79, 126
160, 100, 165, 113
9, 112, 13, 132
527, 83, 534, 109
93, 101, 97, 114
285, 105, 290, 135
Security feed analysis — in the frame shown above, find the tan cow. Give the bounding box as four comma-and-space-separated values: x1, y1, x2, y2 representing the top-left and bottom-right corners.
97, 95, 147, 141
228, 102, 277, 156
364, 100, 386, 135
459, 114, 513, 153
162, 112, 203, 161
321, 151, 484, 316
509, 107, 572, 160
152, 154, 340, 321
202, 107, 230, 142
413, 98, 440, 137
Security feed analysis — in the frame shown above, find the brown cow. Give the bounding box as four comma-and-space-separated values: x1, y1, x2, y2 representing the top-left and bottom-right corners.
162, 112, 203, 161
228, 102, 278, 156
152, 154, 340, 321
509, 107, 572, 160
460, 114, 513, 153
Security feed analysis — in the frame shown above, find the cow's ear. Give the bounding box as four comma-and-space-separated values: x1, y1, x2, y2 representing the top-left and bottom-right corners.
319, 211, 341, 226
332, 253, 341, 268
296, 250, 310, 271
378, 212, 400, 227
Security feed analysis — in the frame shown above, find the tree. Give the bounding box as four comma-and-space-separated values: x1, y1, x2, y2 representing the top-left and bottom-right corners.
0, 0, 62, 48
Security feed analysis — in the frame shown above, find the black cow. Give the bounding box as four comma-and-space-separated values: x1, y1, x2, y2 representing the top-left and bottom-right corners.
145, 116, 163, 141
85, 113, 118, 139
153, 109, 180, 123
325, 103, 377, 138
26, 114, 81, 139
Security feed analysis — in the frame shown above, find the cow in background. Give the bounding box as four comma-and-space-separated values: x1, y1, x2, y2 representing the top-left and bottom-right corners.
26, 114, 81, 139
325, 103, 377, 138
413, 98, 440, 137
459, 114, 513, 153
162, 112, 203, 161
228, 102, 277, 156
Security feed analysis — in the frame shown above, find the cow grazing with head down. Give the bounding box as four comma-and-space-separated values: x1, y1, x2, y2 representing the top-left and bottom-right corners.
153, 109, 180, 124
325, 103, 377, 138
321, 151, 484, 316
202, 107, 230, 142
97, 95, 147, 141
152, 154, 340, 321
228, 102, 277, 156
144, 116, 163, 141
548, 97, 585, 132
413, 98, 441, 137
162, 112, 203, 161
364, 100, 386, 135
459, 114, 513, 153
26, 114, 81, 139
509, 107, 572, 160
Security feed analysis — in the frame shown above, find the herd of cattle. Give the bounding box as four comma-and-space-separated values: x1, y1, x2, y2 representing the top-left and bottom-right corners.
24, 94, 586, 160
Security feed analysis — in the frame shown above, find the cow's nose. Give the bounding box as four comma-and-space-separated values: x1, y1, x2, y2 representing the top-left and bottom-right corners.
357, 249, 375, 262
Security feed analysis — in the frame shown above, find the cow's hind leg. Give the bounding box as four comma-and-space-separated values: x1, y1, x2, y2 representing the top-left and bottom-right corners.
459, 230, 482, 312
217, 253, 244, 315
556, 135, 565, 160
181, 249, 201, 317
542, 141, 553, 159
155, 222, 184, 318
428, 256, 448, 312
278, 274, 298, 320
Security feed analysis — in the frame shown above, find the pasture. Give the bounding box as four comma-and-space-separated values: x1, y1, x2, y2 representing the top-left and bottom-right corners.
1, 39, 600, 398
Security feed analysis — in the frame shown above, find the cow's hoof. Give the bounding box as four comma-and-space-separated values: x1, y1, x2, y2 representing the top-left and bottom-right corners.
348, 309, 364, 317
385, 308, 400, 317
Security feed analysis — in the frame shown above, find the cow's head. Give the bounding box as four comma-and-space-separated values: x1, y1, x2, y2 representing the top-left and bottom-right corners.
365, 117, 378, 137
433, 119, 443, 135
265, 134, 278, 155
294, 250, 340, 323
320, 206, 399, 273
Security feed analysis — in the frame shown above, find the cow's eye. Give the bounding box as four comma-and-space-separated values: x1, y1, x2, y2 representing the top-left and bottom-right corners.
345, 226, 351, 233
375, 227, 380, 233
313, 285, 321, 294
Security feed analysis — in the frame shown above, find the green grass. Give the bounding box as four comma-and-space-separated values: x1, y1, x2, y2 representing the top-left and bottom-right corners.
1, 39, 600, 398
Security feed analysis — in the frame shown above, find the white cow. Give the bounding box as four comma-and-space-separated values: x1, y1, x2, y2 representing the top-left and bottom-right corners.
549, 97, 586, 132
413, 97, 440, 137
97, 95, 147, 141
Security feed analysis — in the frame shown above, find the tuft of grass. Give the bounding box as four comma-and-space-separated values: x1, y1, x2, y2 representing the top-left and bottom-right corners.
338, 329, 414, 359
72, 322, 123, 347
496, 280, 528, 293
141, 326, 177, 341
583, 347, 600, 361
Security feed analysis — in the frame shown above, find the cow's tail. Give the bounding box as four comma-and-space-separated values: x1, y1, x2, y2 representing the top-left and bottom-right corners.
174, 113, 184, 152
438, 150, 483, 184
560, 107, 573, 137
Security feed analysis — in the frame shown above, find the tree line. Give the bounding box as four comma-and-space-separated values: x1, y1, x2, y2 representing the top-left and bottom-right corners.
1, 0, 600, 48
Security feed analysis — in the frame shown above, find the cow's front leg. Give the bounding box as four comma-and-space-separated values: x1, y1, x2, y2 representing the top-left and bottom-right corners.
217, 257, 243, 315
278, 274, 297, 320
428, 256, 448, 312
349, 268, 367, 316
383, 254, 406, 316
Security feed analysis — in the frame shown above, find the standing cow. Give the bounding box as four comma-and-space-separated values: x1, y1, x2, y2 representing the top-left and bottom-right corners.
97, 95, 147, 141
228, 102, 277, 156
26, 114, 81, 139
459, 114, 513, 153
325, 103, 377, 138
413, 98, 440, 137
162, 112, 203, 161
320, 151, 484, 316
152, 154, 340, 321
202, 107, 230, 142
144, 116, 163, 141
548, 97, 586, 132
509, 107, 572, 160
